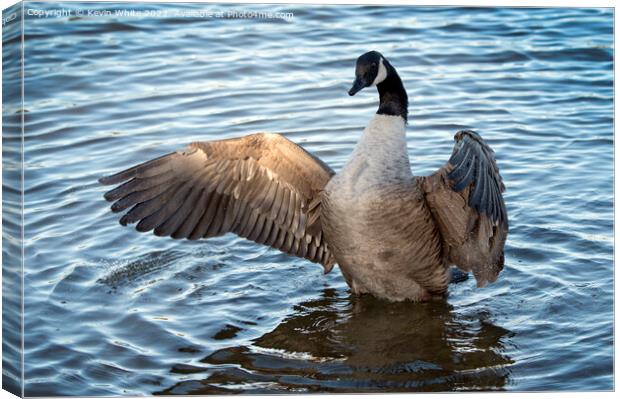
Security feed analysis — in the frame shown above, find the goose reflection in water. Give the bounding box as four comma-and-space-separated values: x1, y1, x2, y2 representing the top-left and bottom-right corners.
159, 288, 514, 394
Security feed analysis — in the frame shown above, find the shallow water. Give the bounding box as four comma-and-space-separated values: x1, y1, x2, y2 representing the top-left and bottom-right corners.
2, 2, 613, 395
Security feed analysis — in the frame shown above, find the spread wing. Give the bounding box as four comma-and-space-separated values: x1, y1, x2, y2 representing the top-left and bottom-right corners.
99, 133, 336, 272
422, 130, 508, 287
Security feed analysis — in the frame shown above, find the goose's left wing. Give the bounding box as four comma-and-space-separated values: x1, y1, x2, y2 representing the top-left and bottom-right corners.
422, 130, 508, 287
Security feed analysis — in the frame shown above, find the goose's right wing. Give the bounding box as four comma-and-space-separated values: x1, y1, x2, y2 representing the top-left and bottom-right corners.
99, 133, 336, 272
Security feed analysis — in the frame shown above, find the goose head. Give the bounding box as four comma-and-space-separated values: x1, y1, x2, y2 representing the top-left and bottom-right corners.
348, 51, 408, 121
348, 50, 389, 96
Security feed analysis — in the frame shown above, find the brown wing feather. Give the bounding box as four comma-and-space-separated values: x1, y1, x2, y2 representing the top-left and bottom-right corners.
100, 133, 336, 271
423, 130, 508, 287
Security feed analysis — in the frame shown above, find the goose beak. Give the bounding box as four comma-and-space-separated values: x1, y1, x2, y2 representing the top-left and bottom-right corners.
348, 78, 365, 96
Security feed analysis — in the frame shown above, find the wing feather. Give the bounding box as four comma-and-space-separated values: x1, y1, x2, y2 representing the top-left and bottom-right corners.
172, 188, 209, 239
205, 194, 226, 237
188, 191, 218, 240
469, 156, 487, 213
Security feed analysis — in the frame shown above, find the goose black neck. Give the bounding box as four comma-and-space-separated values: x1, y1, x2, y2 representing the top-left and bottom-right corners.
376, 62, 408, 122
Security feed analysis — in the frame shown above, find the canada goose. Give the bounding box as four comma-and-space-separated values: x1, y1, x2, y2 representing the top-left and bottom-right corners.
100, 51, 508, 302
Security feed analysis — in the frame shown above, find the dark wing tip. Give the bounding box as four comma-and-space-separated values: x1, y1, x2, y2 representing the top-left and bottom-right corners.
454, 130, 484, 145
99, 152, 178, 187
99, 169, 136, 186
103, 190, 116, 202
447, 130, 507, 225
98, 174, 118, 185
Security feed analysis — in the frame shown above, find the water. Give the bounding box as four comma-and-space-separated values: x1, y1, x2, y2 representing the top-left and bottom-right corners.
2, 2, 613, 395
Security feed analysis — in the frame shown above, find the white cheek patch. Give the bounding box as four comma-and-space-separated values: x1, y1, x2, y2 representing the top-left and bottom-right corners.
372, 58, 388, 86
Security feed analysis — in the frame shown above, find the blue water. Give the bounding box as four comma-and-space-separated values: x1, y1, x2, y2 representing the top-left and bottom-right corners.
1, 2, 613, 395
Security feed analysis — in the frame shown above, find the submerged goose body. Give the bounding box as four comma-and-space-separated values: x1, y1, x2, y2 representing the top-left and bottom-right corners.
100, 51, 508, 302
323, 114, 446, 301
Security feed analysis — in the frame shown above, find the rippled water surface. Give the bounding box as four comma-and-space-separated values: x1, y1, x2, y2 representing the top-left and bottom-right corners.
2, 2, 614, 395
